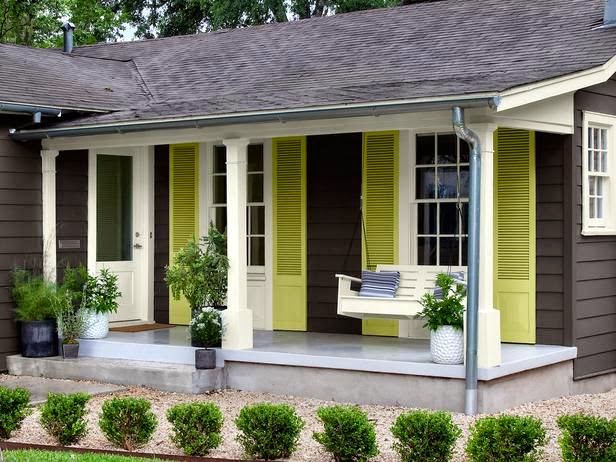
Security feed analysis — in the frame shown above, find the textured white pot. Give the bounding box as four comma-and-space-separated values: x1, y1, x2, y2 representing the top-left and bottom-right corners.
430, 325, 464, 365
80, 310, 109, 339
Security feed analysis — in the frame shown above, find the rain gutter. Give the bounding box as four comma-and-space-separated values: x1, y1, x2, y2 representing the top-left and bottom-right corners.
0, 102, 63, 124
11, 95, 500, 141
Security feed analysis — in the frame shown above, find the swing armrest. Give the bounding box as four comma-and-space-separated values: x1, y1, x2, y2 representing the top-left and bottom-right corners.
335, 274, 362, 284
336, 274, 361, 298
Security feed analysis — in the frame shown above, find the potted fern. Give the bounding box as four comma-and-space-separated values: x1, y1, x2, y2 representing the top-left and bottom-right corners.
417, 273, 466, 365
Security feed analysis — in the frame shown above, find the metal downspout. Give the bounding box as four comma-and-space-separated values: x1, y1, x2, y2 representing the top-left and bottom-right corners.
452, 107, 480, 415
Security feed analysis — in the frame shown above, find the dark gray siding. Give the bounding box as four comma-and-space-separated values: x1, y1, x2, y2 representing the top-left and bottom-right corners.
535, 133, 566, 345
572, 78, 616, 378
56, 151, 88, 278
0, 119, 42, 370
154, 145, 169, 323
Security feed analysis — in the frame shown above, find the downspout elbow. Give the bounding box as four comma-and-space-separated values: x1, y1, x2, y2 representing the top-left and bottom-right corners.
452, 107, 480, 153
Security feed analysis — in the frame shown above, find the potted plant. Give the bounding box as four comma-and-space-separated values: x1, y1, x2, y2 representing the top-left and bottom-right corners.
11, 269, 59, 357
53, 288, 88, 359
80, 268, 121, 339
417, 273, 466, 365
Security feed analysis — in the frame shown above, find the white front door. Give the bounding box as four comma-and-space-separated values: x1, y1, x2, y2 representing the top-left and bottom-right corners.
88, 147, 153, 323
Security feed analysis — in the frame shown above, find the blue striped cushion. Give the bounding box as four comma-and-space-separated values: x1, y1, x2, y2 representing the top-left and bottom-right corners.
359, 271, 400, 298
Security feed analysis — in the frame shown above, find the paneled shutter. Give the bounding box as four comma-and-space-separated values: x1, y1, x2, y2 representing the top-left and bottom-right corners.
273, 137, 307, 331
169, 143, 200, 325
494, 128, 536, 343
362, 131, 399, 337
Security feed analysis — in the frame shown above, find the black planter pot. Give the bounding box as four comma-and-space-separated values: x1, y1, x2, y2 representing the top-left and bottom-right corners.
195, 348, 216, 369
62, 343, 79, 359
20, 320, 58, 358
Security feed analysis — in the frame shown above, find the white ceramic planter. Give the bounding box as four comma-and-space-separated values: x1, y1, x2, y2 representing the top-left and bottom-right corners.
430, 325, 464, 365
80, 310, 109, 339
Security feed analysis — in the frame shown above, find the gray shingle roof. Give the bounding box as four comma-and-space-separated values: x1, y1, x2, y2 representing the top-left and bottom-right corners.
4, 0, 616, 128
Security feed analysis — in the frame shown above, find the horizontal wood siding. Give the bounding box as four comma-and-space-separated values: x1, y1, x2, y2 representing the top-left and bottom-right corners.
154, 145, 170, 323
535, 133, 565, 345
0, 119, 42, 370
573, 79, 616, 378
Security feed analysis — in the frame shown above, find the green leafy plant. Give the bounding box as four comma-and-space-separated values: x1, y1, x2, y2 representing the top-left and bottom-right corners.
189, 307, 222, 347
11, 269, 57, 322
0, 386, 31, 439
99, 397, 157, 451
165, 224, 229, 311
167, 402, 224, 456
313, 405, 378, 462
391, 410, 461, 462
40, 392, 90, 445
417, 273, 466, 331
466, 415, 547, 462
235, 402, 304, 460
84, 268, 121, 315
61, 265, 89, 310
557, 414, 616, 462
52, 289, 88, 344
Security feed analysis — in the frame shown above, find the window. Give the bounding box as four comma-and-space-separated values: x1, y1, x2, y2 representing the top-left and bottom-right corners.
415, 133, 469, 266
210, 143, 266, 265
583, 112, 616, 235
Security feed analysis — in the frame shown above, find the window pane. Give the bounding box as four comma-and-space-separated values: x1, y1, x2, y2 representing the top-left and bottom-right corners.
213, 175, 227, 204
416, 135, 435, 165
249, 237, 265, 266
439, 203, 459, 234
589, 176, 596, 195
593, 151, 600, 173
213, 146, 226, 174
459, 138, 469, 163
416, 167, 435, 199
597, 198, 603, 219
439, 237, 459, 266
588, 150, 594, 172
593, 128, 601, 151
437, 166, 458, 198
417, 203, 436, 235
249, 206, 265, 234
437, 134, 456, 164
589, 198, 595, 219
248, 144, 264, 172
601, 128, 608, 150
462, 237, 468, 266
213, 207, 227, 233
247, 173, 264, 202
459, 166, 469, 198
417, 237, 437, 265
96, 155, 132, 261
460, 203, 468, 235
601, 152, 608, 172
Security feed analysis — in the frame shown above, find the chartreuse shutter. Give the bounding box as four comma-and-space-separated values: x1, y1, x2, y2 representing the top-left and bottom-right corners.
273, 137, 307, 331
362, 131, 399, 337
494, 128, 536, 343
169, 143, 199, 325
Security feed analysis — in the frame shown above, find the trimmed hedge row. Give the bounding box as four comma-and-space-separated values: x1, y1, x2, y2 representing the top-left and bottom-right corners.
1, 386, 615, 461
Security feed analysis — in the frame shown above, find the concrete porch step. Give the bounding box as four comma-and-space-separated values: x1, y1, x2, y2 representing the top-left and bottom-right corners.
7, 355, 224, 394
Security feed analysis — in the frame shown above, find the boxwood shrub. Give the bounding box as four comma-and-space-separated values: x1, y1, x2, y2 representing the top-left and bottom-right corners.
40, 392, 90, 445
557, 414, 616, 462
99, 397, 157, 451
235, 402, 304, 460
167, 402, 224, 456
313, 405, 378, 462
466, 415, 546, 462
0, 386, 31, 439
391, 410, 461, 462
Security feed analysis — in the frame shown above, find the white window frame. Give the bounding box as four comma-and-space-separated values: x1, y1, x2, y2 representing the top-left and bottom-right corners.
582, 112, 616, 236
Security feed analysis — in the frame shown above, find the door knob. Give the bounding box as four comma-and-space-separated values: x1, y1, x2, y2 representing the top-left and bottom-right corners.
133, 243, 143, 249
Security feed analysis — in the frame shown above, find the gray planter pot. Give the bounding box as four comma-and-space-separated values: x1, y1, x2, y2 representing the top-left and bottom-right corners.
62, 343, 79, 359
20, 320, 58, 358
195, 348, 216, 370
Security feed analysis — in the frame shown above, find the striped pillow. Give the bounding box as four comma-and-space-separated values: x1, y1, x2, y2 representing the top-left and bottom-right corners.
359, 271, 400, 298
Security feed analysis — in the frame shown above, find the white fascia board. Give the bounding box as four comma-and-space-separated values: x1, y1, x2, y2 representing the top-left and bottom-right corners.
498, 55, 616, 112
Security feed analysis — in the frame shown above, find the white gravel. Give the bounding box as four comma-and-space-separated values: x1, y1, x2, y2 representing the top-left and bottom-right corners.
5, 381, 616, 461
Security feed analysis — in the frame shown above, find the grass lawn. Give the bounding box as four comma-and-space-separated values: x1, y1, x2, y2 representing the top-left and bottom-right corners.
1, 450, 169, 461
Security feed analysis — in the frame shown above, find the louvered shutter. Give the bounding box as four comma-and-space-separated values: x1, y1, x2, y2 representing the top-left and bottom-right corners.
494, 128, 536, 343
362, 131, 399, 337
169, 143, 200, 325
273, 137, 307, 331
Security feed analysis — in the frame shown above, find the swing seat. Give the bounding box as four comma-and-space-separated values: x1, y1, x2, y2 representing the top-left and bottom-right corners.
336, 264, 466, 320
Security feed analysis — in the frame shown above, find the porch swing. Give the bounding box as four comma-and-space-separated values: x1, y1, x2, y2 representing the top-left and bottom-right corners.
335, 165, 466, 321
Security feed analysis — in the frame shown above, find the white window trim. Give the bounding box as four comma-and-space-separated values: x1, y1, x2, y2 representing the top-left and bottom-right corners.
582, 111, 616, 236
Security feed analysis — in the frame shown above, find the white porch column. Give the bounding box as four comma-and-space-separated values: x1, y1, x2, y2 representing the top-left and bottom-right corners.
222, 138, 253, 349
41, 150, 59, 282
470, 124, 501, 368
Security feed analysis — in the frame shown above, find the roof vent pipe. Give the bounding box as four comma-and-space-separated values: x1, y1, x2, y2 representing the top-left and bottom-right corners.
61, 22, 75, 53
605, 0, 616, 26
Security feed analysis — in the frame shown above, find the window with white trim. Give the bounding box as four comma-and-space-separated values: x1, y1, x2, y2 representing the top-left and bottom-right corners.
583, 112, 616, 235
414, 133, 469, 265
210, 143, 265, 265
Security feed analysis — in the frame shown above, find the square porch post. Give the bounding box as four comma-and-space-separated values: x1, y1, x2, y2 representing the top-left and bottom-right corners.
472, 124, 501, 368
41, 149, 59, 282
222, 138, 253, 349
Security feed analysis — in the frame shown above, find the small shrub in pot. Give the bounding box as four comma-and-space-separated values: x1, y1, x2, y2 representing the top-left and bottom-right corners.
40, 392, 90, 445
167, 402, 224, 456
235, 402, 304, 460
466, 415, 546, 462
391, 410, 461, 462
0, 386, 31, 439
313, 405, 378, 462
99, 397, 157, 451
557, 414, 616, 462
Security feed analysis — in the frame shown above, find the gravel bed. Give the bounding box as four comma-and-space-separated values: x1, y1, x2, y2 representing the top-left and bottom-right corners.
6, 384, 616, 461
